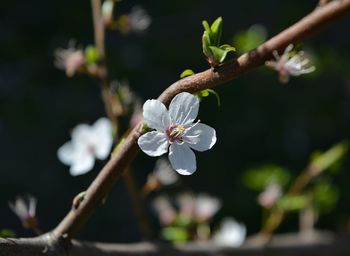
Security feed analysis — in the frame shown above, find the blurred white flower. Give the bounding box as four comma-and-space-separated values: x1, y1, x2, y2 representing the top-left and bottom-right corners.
138, 92, 217, 175
143, 158, 179, 196
257, 183, 282, 208
153, 195, 176, 225
266, 44, 315, 83
118, 6, 151, 34
177, 192, 195, 218
102, 0, 115, 25
57, 117, 113, 176
152, 158, 179, 186
128, 6, 151, 32
9, 195, 38, 229
54, 42, 85, 77
212, 218, 246, 247
194, 194, 221, 221
176, 193, 221, 221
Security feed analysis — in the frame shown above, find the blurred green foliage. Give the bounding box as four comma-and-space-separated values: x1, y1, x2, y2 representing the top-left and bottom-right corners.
242, 165, 291, 191
0, 229, 16, 238
232, 24, 267, 55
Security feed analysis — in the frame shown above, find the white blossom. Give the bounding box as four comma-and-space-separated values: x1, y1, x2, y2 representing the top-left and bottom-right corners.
177, 192, 195, 218
118, 6, 151, 34
127, 6, 151, 32
102, 0, 115, 25
54, 42, 85, 77
194, 193, 222, 221
266, 44, 315, 83
176, 192, 221, 221
152, 195, 176, 225
150, 158, 179, 186
57, 117, 113, 176
212, 218, 246, 247
138, 92, 217, 175
257, 183, 282, 208
9, 195, 38, 229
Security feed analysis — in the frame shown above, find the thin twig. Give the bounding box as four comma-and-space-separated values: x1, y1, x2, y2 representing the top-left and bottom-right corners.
123, 168, 154, 238
53, 0, 350, 239
91, 0, 117, 127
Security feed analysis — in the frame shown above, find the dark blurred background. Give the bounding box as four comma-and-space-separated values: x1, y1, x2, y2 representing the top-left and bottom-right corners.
1, 0, 350, 242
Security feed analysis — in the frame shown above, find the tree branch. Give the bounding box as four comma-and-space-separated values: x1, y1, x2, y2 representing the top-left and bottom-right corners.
51, 0, 350, 240
2, 232, 350, 256
91, 0, 117, 127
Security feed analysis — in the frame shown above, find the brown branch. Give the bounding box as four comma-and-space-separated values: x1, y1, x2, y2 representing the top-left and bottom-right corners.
2, 232, 350, 256
319, 0, 333, 7
91, 0, 117, 127
53, 0, 350, 240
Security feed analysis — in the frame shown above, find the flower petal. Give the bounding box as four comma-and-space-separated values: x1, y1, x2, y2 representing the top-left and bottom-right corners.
69, 148, 95, 176
168, 142, 196, 175
143, 99, 170, 131
169, 92, 199, 126
91, 117, 113, 160
184, 123, 217, 152
138, 131, 169, 156
71, 124, 93, 147
57, 141, 75, 165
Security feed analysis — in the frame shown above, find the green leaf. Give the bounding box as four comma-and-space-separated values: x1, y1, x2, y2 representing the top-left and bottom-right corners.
210, 17, 223, 46
202, 32, 212, 57
201, 17, 236, 66
161, 227, 189, 243
232, 24, 267, 54
313, 181, 338, 213
277, 195, 308, 212
242, 165, 291, 191
174, 214, 192, 227
202, 20, 211, 34
209, 46, 228, 63
0, 229, 16, 238
180, 69, 195, 78
85, 45, 99, 64
220, 44, 236, 53
309, 141, 348, 175
197, 89, 221, 106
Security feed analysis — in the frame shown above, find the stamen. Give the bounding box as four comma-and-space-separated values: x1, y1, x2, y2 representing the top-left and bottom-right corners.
183, 120, 200, 137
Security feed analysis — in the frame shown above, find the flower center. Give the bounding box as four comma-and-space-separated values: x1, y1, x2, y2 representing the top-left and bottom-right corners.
87, 144, 96, 155
166, 124, 186, 143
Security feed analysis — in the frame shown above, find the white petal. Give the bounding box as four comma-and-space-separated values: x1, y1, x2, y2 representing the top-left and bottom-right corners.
138, 131, 169, 157
9, 199, 27, 220
153, 158, 178, 185
143, 99, 170, 131
169, 92, 199, 126
57, 141, 75, 165
212, 218, 246, 247
168, 142, 196, 175
71, 124, 94, 147
91, 118, 113, 160
184, 123, 217, 152
69, 148, 95, 176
